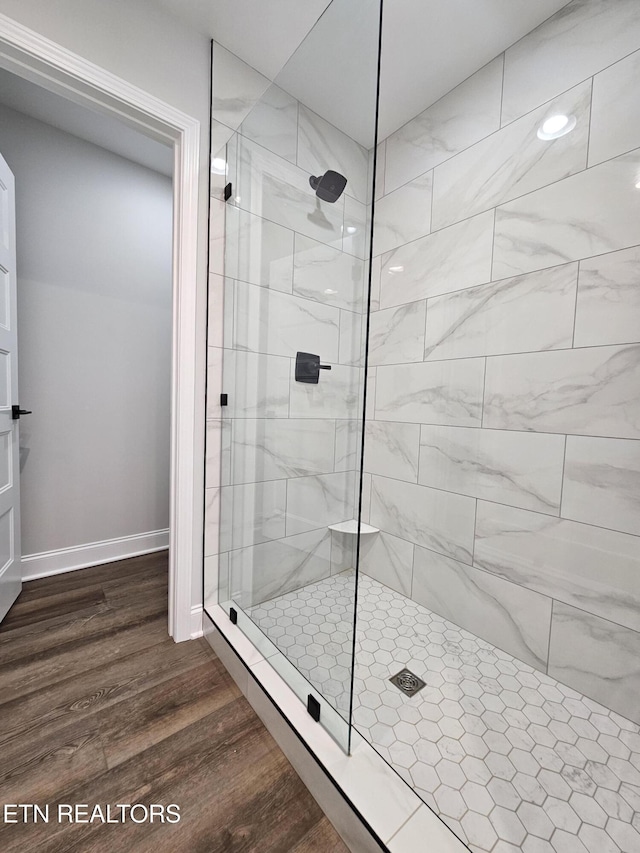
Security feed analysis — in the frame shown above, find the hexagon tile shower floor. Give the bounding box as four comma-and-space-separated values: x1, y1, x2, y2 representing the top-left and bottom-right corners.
250, 572, 640, 853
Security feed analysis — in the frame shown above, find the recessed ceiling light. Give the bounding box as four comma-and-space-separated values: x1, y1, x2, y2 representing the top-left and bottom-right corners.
324, 288, 338, 295
537, 114, 576, 140
388, 265, 404, 274
211, 157, 227, 175
345, 225, 358, 235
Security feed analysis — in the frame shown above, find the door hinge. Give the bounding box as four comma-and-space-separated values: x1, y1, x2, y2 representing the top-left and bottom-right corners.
224, 182, 232, 201
220, 393, 228, 406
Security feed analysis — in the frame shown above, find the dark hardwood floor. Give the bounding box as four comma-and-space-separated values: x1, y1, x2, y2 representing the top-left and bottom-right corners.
0, 552, 349, 852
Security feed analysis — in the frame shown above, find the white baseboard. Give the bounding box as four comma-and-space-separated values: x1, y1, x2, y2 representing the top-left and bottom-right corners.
190, 605, 204, 639
21, 529, 170, 581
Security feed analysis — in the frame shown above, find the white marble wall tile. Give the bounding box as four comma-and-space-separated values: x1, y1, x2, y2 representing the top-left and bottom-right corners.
474, 501, 640, 632
365, 367, 376, 423
562, 435, 640, 536
331, 530, 354, 575
211, 119, 235, 168
229, 419, 335, 484
375, 358, 485, 427
237, 136, 344, 249
380, 211, 494, 310
360, 531, 413, 597
297, 105, 369, 205
364, 421, 420, 483
290, 363, 361, 419
361, 473, 372, 524
338, 310, 364, 366
374, 140, 385, 201
206, 346, 223, 420
384, 57, 503, 194
574, 245, 640, 348
432, 81, 591, 230
419, 425, 565, 514
204, 487, 220, 557
206, 419, 232, 488
501, 0, 640, 125
219, 479, 286, 552
209, 198, 226, 276
207, 272, 225, 349
342, 195, 369, 260
425, 264, 578, 361
286, 471, 356, 537
293, 233, 365, 312
212, 42, 271, 131
412, 546, 552, 670
373, 172, 432, 257
240, 83, 298, 163
548, 603, 640, 725
334, 419, 360, 473
370, 475, 476, 564
225, 206, 294, 293
230, 279, 340, 361
590, 48, 640, 167
369, 255, 381, 311
493, 150, 640, 280
230, 528, 332, 607
369, 301, 426, 367
220, 349, 290, 419
483, 344, 640, 438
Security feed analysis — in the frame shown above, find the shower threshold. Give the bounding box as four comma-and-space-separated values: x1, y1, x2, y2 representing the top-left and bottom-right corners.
250, 572, 640, 853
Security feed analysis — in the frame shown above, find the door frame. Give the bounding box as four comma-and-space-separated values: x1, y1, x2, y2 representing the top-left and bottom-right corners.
0, 13, 201, 642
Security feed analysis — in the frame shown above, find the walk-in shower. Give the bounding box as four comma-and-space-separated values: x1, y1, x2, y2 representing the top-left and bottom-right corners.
205, 1, 640, 851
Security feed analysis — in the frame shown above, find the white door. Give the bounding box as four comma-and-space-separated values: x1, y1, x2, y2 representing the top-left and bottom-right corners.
0, 152, 21, 623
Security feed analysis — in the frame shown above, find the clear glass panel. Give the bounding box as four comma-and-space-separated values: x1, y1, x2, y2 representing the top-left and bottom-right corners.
206, 0, 382, 752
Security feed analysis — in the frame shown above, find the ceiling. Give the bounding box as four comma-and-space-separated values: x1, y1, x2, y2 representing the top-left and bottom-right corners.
0, 68, 173, 177
154, 0, 571, 147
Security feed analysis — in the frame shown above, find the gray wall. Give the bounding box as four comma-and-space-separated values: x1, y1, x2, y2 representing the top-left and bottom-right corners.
204, 44, 371, 610
0, 105, 173, 556
0, 0, 211, 604
360, 0, 640, 723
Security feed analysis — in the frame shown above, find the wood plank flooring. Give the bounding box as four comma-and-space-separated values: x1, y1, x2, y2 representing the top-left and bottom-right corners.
0, 553, 349, 852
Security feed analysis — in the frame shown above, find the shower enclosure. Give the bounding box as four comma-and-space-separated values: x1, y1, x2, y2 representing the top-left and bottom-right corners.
205, 1, 640, 851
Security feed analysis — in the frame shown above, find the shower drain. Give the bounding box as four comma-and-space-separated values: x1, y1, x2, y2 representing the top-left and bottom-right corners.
389, 668, 426, 697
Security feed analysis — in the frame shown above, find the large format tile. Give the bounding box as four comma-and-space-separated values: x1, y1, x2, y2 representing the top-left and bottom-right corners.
220, 349, 290, 419
590, 48, 640, 167
338, 309, 364, 367
483, 344, 640, 438
240, 83, 298, 164
359, 531, 414, 597
432, 81, 590, 230
293, 233, 365, 312
236, 136, 344, 248
412, 547, 552, 670
380, 211, 494, 309
418, 425, 565, 514
562, 435, 640, 536
219, 479, 287, 552
370, 476, 476, 565
334, 419, 360, 473
474, 501, 640, 632
548, 603, 640, 725
289, 362, 361, 419
229, 528, 332, 607
384, 57, 503, 194
206, 418, 231, 488
501, 0, 640, 124
493, 150, 640, 279
286, 471, 356, 537
373, 172, 432, 256
369, 301, 426, 366
375, 358, 485, 427
364, 421, 420, 483
230, 279, 340, 361
424, 264, 577, 361
211, 42, 270, 131
574, 245, 640, 348
224, 206, 294, 293
297, 105, 369, 205
229, 419, 335, 484
342, 195, 369, 260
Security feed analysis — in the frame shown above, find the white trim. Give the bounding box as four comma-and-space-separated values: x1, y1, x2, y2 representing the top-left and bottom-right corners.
21, 530, 170, 581
190, 605, 204, 639
0, 14, 202, 642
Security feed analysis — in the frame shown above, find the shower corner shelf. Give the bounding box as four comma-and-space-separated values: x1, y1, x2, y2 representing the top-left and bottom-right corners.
328, 519, 379, 535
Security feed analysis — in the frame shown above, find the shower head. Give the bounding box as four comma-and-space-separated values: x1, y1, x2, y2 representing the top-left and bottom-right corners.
309, 170, 347, 203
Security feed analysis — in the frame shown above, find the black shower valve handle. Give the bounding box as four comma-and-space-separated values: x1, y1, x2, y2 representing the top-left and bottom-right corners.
319, 363, 332, 371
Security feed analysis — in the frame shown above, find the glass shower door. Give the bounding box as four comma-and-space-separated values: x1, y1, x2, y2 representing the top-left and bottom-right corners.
207, 0, 382, 751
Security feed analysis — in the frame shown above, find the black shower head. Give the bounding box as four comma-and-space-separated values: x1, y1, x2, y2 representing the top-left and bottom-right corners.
309, 170, 347, 203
